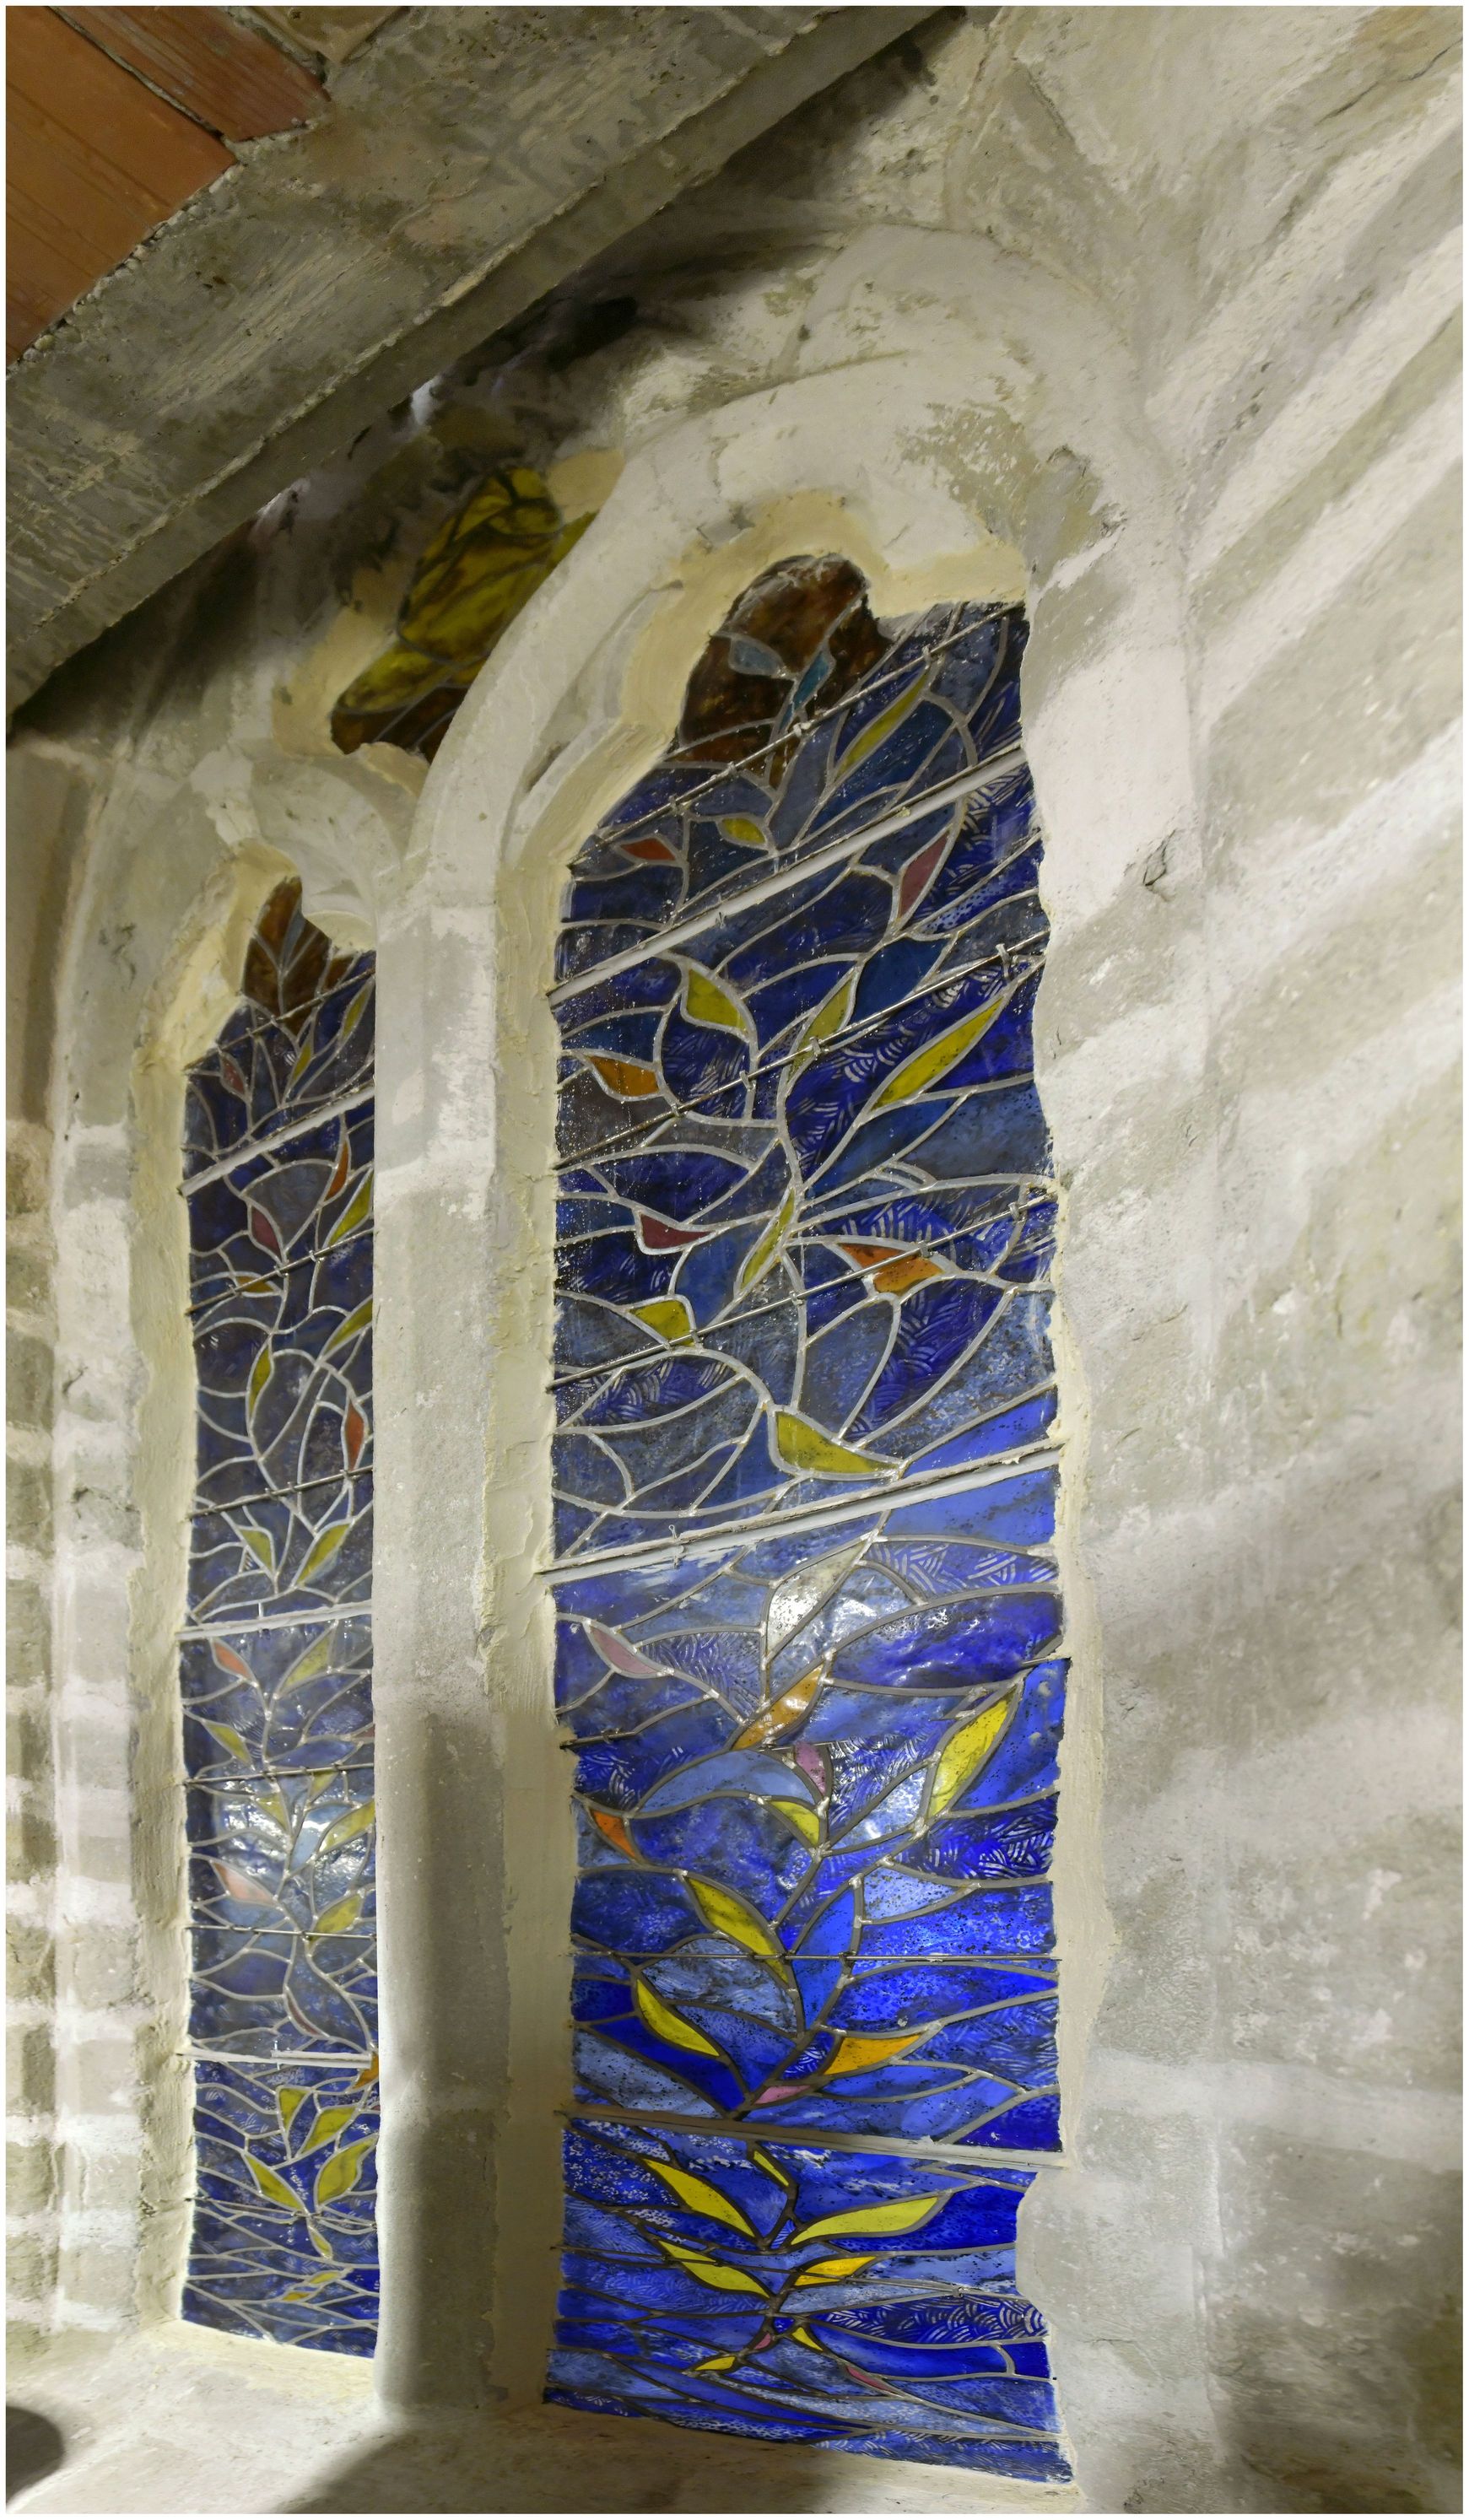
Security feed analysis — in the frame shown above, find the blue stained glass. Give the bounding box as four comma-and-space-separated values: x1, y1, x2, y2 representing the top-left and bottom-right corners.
548, 569, 1067, 2473
187, 1104, 374, 1304
181, 877, 377, 2354
547, 2123, 1067, 2477
186, 2058, 379, 2355
179, 1616, 373, 1778
186, 1476, 374, 1626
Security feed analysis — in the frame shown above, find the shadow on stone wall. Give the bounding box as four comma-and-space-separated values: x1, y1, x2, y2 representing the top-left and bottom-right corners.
6, 2406, 64, 2502
288, 2406, 849, 2515
1212, 2183, 1463, 2517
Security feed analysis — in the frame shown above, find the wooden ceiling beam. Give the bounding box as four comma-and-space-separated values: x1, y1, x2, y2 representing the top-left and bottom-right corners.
8, 8, 937, 712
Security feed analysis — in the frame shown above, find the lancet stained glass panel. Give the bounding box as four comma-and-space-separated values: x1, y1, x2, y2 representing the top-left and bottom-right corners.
179, 878, 378, 2357
546, 559, 1069, 2475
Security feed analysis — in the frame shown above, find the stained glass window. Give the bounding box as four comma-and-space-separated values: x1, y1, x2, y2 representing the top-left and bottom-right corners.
331, 464, 592, 762
177, 879, 379, 2355
545, 559, 1070, 2479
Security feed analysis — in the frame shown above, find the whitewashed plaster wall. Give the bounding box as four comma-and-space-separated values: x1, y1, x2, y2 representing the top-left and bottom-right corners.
8, 10, 1460, 2513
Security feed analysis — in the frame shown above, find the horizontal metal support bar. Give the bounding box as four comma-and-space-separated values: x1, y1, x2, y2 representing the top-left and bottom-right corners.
564, 2103, 1065, 2174
179, 1599, 373, 1641
548, 746, 1029, 1009
541, 1436, 1061, 1583
180, 1089, 373, 1195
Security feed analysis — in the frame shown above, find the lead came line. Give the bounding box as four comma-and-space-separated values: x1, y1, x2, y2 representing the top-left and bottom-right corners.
181, 1087, 374, 1195
180, 1598, 372, 1641
559, 606, 1010, 866
548, 598, 1065, 2469
540, 1438, 1061, 1581
565, 2102, 1064, 2173
548, 746, 1028, 1007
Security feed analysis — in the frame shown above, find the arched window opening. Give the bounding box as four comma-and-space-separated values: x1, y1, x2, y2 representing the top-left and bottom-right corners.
177, 878, 379, 2355
545, 559, 1069, 2480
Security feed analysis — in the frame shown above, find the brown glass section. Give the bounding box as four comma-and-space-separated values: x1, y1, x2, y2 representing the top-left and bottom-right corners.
241, 879, 357, 1028
674, 553, 891, 769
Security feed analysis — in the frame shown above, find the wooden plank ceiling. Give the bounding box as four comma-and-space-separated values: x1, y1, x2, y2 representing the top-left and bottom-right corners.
7, 5, 327, 361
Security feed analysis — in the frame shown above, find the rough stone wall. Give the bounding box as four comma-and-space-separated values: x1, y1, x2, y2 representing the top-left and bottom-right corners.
6, 9, 1460, 2512
983, 16, 1463, 2509
6, 746, 89, 2347
7, 1108, 60, 2341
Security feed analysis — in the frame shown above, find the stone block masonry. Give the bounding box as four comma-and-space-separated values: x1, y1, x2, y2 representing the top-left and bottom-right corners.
5, 8, 1459, 2511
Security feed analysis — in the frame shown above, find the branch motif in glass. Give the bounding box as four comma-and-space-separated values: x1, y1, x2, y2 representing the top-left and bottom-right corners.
548, 2123, 1067, 2480
180, 878, 378, 2357
548, 563, 1068, 2474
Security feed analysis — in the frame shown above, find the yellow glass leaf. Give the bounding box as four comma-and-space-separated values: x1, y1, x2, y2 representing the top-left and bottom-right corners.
792, 2252, 878, 2285
338, 982, 372, 1044
327, 1174, 373, 1247
282, 2270, 340, 2299
278, 2086, 310, 2142
326, 1299, 373, 1354
689, 1879, 788, 1972
824, 2026, 929, 2077
656, 2238, 769, 2296
790, 2323, 822, 2350
737, 1190, 794, 1298
294, 2104, 358, 2160
929, 1691, 1017, 1816
751, 2147, 789, 2188
773, 1413, 884, 1478
693, 2352, 741, 2373
244, 2154, 299, 2213
309, 2221, 338, 2260
247, 1347, 272, 1417
401, 473, 589, 660
424, 548, 566, 664
805, 977, 853, 1044
634, 1977, 721, 2057
285, 1632, 334, 1686
772, 1797, 820, 1846
872, 993, 1008, 1111
796, 2192, 947, 2243
791, 975, 853, 1077
721, 816, 769, 850
683, 968, 748, 1036
586, 1054, 662, 1100
300, 1522, 350, 1584
311, 1891, 365, 1940
334, 639, 449, 721
402, 475, 570, 635
315, 1800, 375, 1858
259, 1783, 290, 1834
314, 2136, 375, 2210
731, 1660, 826, 1751
839, 672, 927, 772
201, 1720, 249, 1763
240, 1527, 275, 1572
645, 2158, 756, 2236
632, 1298, 694, 1346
